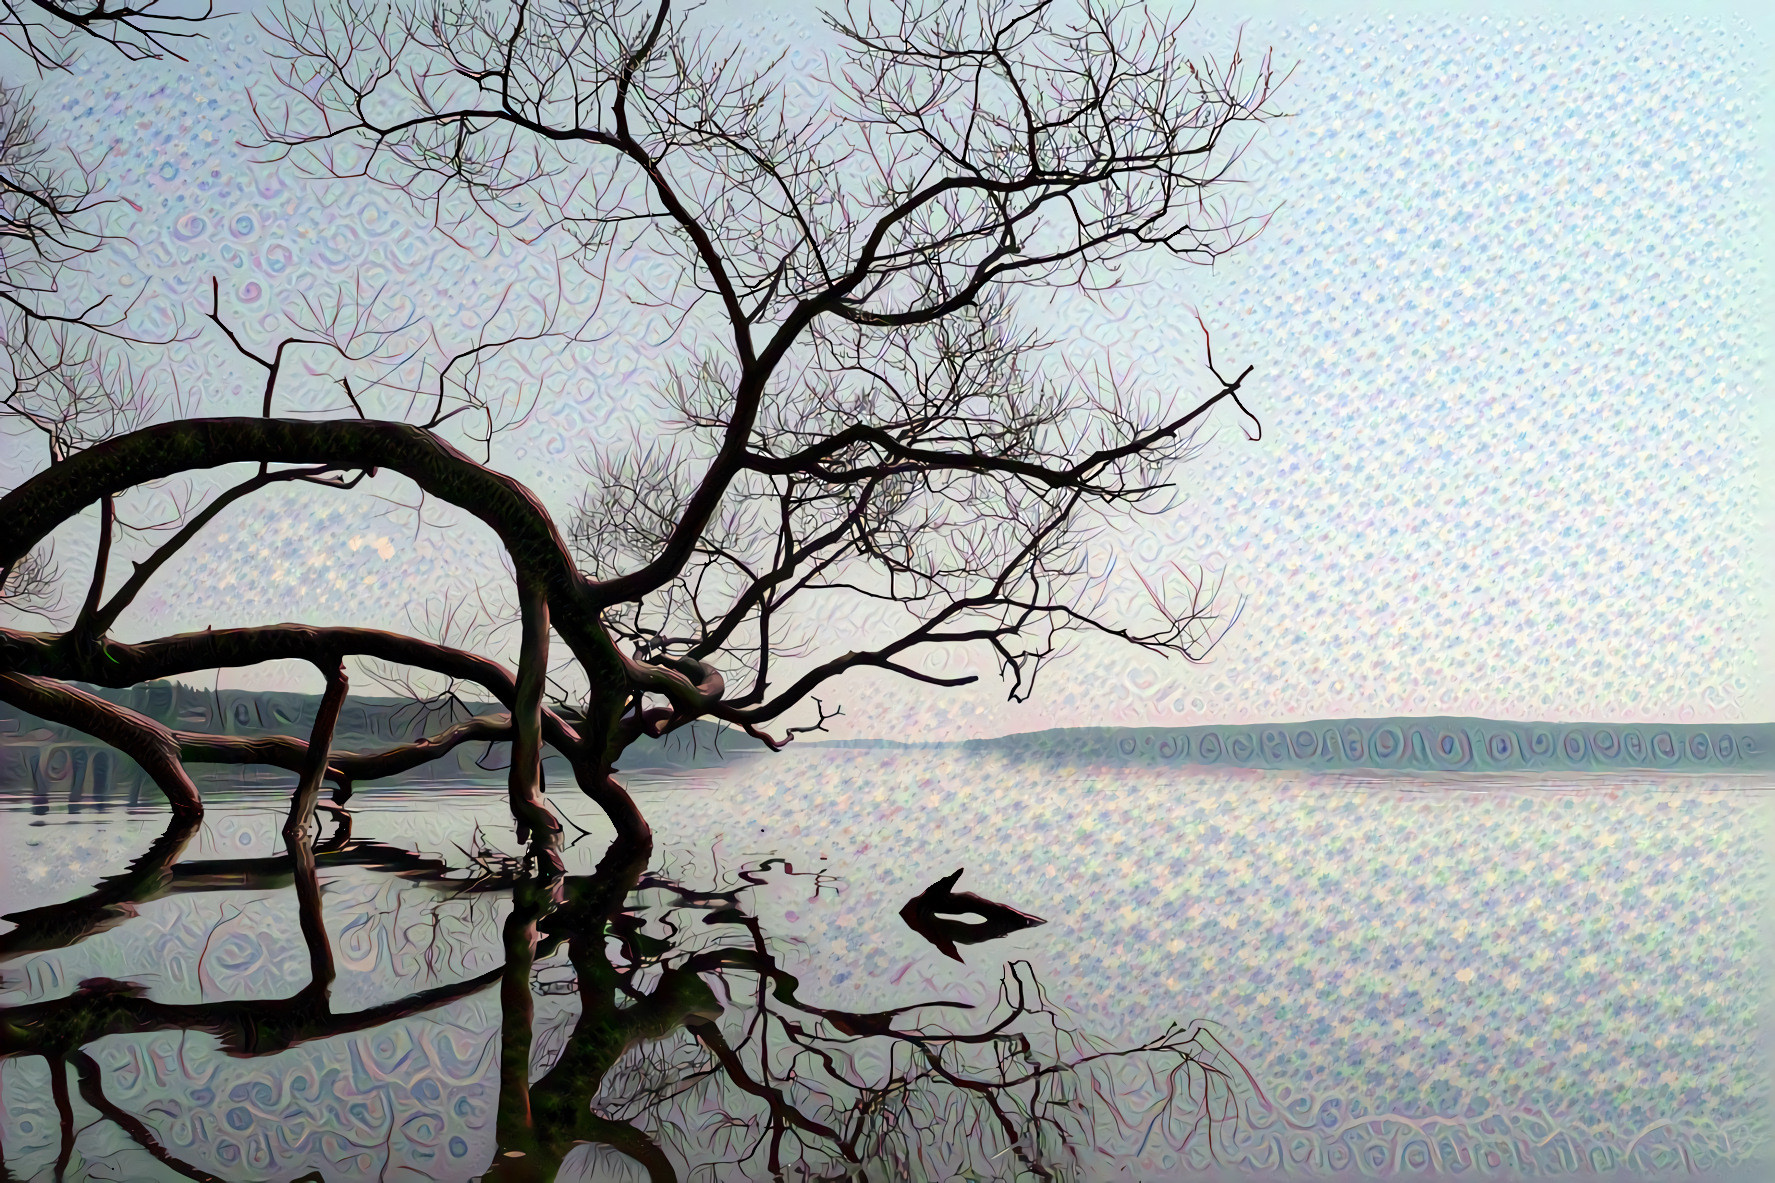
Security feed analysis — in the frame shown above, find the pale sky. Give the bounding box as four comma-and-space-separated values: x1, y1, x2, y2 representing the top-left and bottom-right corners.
2, 0, 1769, 738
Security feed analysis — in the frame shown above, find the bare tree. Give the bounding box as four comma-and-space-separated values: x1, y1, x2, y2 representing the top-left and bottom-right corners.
0, 77, 165, 629
0, 81, 141, 459
0, 0, 233, 493
0, 0, 220, 71
0, 0, 1284, 868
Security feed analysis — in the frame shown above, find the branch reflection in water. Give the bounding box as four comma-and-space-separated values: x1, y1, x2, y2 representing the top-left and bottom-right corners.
0, 812, 1261, 1181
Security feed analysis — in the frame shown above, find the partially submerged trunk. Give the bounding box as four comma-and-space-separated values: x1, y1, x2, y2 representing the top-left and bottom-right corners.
0, 418, 669, 865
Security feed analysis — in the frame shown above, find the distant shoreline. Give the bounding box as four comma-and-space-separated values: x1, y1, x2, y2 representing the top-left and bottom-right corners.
3, 682, 1768, 800
815, 716, 1773, 774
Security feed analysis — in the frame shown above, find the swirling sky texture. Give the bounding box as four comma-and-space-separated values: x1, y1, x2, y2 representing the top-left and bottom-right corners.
0, 0, 1767, 739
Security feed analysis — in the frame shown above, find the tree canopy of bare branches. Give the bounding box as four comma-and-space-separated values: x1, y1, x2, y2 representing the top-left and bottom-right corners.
0, 0, 219, 71
0, 0, 1285, 868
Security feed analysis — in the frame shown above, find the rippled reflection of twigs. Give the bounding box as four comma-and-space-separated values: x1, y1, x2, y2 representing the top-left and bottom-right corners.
0, 818, 1263, 1182
538, 861, 1260, 1182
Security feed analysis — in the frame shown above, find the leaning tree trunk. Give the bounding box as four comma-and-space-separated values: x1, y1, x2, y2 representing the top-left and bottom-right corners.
0, 418, 662, 861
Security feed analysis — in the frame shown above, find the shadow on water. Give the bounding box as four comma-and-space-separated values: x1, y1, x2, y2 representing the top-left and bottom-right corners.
0, 811, 1264, 1182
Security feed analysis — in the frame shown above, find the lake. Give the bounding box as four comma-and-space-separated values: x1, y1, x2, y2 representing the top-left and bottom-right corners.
0, 749, 1768, 1180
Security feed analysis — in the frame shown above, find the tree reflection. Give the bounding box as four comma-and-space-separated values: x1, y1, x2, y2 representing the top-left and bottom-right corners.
0, 816, 1261, 1181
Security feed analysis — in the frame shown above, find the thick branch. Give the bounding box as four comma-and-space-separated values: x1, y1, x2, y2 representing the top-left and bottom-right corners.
0, 622, 584, 747
0, 416, 635, 737
173, 711, 514, 783
72, 492, 112, 632
0, 672, 201, 817
507, 574, 561, 864
283, 661, 347, 841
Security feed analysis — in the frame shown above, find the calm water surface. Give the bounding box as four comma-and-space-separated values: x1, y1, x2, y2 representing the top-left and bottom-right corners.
0, 751, 1768, 1180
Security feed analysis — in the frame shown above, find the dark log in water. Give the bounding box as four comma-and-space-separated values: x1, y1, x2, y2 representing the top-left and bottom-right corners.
900, 867, 1046, 963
